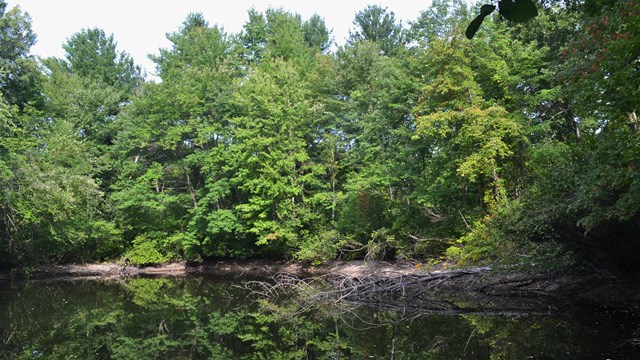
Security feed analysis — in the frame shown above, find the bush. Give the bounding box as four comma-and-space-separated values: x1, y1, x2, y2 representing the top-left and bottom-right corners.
456, 200, 573, 271
295, 229, 346, 264
86, 220, 125, 261
125, 232, 184, 265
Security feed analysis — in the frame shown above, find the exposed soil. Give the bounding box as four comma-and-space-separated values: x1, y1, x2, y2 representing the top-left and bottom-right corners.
191, 259, 423, 277
2, 259, 422, 280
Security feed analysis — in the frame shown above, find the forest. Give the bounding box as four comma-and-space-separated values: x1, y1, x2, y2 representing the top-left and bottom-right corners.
0, 0, 638, 271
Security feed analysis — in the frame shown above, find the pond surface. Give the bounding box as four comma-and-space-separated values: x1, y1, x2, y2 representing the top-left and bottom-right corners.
0, 275, 638, 359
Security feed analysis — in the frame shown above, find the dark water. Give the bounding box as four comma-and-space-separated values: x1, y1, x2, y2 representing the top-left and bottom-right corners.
0, 276, 638, 359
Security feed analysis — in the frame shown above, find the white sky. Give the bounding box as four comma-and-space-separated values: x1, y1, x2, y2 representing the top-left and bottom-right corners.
7, 1, 436, 80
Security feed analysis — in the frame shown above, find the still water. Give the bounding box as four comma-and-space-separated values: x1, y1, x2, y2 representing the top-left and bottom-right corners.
0, 275, 638, 359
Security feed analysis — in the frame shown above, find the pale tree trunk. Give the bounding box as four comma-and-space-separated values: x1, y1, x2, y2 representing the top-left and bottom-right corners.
185, 170, 197, 208
564, 106, 581, 140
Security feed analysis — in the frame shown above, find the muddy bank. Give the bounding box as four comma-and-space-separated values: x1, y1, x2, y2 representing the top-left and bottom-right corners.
191, 259, 421, 277
15, 261, 189, 279
2, 259, 419, 280
3, 259, 640, 313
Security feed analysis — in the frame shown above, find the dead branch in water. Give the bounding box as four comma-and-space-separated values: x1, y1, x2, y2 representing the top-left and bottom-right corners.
242, 266, 606, 317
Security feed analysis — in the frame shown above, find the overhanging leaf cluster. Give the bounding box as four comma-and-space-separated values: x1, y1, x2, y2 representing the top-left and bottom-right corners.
466, 0, 539, 39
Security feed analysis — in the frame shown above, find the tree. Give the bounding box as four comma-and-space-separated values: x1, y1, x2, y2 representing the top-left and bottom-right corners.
228, 58, 323, 256
303, 14, 332, 52
237, 8, 268, 65
42, 28, 142, 150
406, 4, 538, 263
437, 0, 640, 268
348, 5, 404, 56
236, 8, 322, 68
63, 28, 142, 93
1, 93, 120, 266
0, 0, 42, 109
559, 0, 640, 128
334, 38, 421, 258
1, 3, 115, 267
151, 13, 229, 79
408, 0, 470, 44
503, 0, 640, 268
111, 13, 240, 262
41, 28, 144, 211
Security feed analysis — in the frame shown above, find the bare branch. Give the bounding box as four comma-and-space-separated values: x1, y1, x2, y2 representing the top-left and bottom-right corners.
243, 267, 608, 318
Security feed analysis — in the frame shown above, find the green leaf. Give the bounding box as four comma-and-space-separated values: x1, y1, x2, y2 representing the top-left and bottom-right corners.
498, 0, 538, 23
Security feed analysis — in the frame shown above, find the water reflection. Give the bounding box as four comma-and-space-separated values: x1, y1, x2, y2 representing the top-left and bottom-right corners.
0, 276, 638, 359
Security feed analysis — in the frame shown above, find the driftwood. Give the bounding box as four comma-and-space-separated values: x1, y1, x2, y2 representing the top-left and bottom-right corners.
243, 267, 614, 317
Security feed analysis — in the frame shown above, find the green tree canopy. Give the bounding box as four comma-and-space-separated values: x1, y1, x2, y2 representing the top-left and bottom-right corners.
348, 5, 405, 56
303, 14, 332, 52
0, 0, 42, 109
63, 28, 142, 93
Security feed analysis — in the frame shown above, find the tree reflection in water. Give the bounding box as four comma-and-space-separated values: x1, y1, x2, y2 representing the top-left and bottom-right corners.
0, 276, 638, 359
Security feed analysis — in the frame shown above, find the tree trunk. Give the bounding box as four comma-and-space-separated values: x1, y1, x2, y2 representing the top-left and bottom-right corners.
185, 170, 197, 208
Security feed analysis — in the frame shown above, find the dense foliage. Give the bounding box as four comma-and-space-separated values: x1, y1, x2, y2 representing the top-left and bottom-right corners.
1, 0, 638, 270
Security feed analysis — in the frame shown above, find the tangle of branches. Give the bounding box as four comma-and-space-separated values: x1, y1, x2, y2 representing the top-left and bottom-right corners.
241, 267, 601, 318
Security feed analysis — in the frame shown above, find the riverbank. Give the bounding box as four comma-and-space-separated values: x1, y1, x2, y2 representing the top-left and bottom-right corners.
1, 259, 422, 280
2, 259, 640, 314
